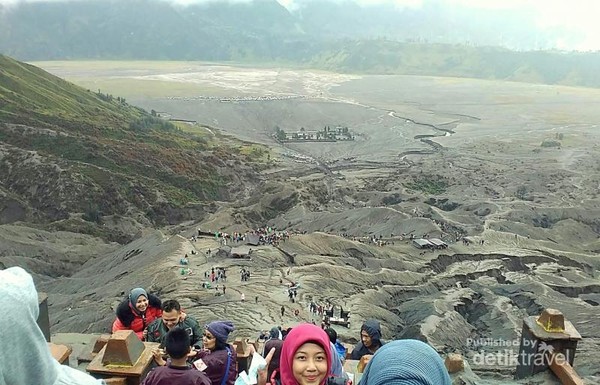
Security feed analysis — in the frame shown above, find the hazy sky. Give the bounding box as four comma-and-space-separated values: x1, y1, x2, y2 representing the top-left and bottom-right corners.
446, 0, 600, 51
1, 0, 598, 51
278, 0, 600, 51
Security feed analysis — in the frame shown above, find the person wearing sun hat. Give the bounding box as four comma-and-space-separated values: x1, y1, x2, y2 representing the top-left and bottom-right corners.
358, 339, 451, 385
192, 320, 237, 385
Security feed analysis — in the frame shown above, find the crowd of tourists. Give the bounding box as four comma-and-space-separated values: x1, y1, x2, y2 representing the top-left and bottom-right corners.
1, 219, 458, 385
0, 267, 453, 385
107, 287, 451, 385
201, 227, 293, 247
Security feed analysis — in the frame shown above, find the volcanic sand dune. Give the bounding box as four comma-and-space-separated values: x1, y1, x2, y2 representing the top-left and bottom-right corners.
15, 62, 600, 384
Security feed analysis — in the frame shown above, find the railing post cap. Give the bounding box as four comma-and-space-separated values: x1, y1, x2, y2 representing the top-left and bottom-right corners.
536, 308, 565, 333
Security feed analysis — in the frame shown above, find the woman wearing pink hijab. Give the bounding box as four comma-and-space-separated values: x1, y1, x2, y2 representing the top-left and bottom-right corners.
261, 323, 332, 385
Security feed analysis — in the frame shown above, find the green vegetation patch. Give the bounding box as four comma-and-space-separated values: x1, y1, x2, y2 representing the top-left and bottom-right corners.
239, 143, 271, 162
0, 55, 146, 131
405, 176, 448, 195
0, 56, 263, 233
45, 217, 133, 244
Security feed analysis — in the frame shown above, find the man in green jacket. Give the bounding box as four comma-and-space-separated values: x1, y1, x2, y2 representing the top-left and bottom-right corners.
147, 299, 202, 348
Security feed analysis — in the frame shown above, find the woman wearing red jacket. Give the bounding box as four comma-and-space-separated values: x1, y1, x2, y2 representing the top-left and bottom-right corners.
112, 288, 162, 340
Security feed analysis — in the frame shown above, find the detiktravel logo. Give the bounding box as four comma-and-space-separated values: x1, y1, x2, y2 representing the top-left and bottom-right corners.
470, 338, 570, 367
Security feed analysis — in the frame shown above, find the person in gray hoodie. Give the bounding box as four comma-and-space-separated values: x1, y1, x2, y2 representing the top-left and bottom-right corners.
350, 319, 385, 360
0, 266, 105, 385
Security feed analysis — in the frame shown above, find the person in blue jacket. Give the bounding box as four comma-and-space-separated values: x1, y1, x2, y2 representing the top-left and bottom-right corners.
325, 327, 346, 377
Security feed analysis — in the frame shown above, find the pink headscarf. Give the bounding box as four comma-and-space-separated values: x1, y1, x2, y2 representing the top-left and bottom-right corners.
279, 324, 332, 385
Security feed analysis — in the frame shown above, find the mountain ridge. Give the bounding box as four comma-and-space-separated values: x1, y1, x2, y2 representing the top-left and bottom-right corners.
2, 0, 600, 88
0, 54, 267, 241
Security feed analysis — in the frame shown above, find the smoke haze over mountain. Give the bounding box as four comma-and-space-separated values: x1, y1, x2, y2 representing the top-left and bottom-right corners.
0, 0, 597, 51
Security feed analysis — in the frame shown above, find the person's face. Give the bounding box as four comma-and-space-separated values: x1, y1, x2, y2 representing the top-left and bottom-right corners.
161, 309, 181, 330
203, 330, 216, 350
361, 331, 372, 348
292, 343, 328, 385
135, 295, 148, 312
